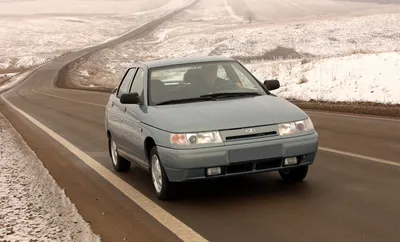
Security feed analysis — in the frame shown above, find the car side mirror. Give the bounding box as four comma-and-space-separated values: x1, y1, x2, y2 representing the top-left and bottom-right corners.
120, 93, 140, 104
264, 80, 280, 91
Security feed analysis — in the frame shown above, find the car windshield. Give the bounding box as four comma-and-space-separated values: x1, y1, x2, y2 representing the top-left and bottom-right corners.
148, 61, 267, 105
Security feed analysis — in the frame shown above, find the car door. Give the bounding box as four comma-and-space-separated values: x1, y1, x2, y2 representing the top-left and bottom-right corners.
109, 68, 136, 146
120, 67, 148, 167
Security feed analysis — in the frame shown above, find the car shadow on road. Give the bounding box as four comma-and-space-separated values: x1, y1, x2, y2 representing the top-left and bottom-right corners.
172, 174, 314, 202
118, 165, 316, 204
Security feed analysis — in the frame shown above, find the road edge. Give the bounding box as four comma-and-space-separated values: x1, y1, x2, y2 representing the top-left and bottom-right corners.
292, 100, 400, 118
0, 112, 102, 241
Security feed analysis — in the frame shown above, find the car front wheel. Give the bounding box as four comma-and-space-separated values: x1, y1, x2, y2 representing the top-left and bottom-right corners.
150, 146, 173, 200
109, 135, 131, 172
279, 165, 309, 182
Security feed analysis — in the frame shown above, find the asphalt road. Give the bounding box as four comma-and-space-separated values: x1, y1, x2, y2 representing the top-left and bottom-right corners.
2, 54, 400, 242
1, 1, 400, 241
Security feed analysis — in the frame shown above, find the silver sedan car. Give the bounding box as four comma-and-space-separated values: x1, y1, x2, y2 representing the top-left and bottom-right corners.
105, 56, 318, 200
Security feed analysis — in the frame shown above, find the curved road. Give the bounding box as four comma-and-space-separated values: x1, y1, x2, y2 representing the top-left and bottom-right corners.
1, 1, 400, 241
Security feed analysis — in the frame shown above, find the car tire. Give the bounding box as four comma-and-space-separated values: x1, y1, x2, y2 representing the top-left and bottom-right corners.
279, 165, 308, 182
109, 135, 131, 172
150, 146, 173, 200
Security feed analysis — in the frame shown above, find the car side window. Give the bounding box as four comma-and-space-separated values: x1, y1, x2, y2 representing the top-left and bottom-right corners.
231, 64, 257, 89
217, 65, 229, 80
117, 68, 136, 98
130, 68, 144, 97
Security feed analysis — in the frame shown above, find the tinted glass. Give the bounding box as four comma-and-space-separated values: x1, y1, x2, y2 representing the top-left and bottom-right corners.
117, 68, 136, 98
130, 68, 144, 96
217, 65, 228, 80
148, 61, 266, 105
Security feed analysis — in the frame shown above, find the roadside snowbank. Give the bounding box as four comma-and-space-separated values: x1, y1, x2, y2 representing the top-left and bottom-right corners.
248, 52, 400, 104
0, 68, 37, 92
0, 73, 17, 86
0, 113, 100, 241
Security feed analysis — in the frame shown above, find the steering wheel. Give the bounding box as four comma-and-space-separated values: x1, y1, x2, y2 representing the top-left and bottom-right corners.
215, 80, 242, 90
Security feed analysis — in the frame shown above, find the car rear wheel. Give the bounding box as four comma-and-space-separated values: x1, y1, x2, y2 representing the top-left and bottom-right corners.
150, 146, 173, 200
279, 165, 308, 182
109, 135, 130, 172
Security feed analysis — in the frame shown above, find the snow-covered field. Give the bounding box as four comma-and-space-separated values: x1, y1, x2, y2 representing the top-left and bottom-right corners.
66, 0, 400, 104
146, 13, 400, 59
0, 113, 100, 241
0, 0, 187, 72
248, 52, 400, 104
65, 0, 237, 88
2, 0, 400, 104
226, 0, 400, 23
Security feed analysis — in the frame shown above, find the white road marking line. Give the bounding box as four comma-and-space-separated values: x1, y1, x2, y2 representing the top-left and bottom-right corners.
306, 110, 400, 122
32, 88, 105, 107
319, 147, 400, 167
1, 95, 208, 242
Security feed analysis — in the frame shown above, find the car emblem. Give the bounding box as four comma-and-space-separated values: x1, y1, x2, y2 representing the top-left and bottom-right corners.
245, 128, 256, 133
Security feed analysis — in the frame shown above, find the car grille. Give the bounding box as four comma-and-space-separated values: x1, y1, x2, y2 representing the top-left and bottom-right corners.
220, 125, 278, 142
225, 131, 277, 141
255, 159, 283, 171
224, 158, 283, 175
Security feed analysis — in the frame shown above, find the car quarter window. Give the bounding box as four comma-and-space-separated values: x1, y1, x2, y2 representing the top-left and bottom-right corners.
129, 68, 144, 96
217, 65, 229, 80
117, 68, 136, 98
231, 64, 259, 89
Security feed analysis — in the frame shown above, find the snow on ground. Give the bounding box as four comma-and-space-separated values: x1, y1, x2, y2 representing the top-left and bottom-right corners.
0, 0, 187, 72
65, 0, 244, 88
0, 68, 37, 92
248, 52, 400, 104
67, 0, 400, 104
0, 0, 171, 15
0, 73, 17, 78
0, 113, 100, 241
140, 12, 400, 60
0, 73, 18, 86
226, 0, 400, 23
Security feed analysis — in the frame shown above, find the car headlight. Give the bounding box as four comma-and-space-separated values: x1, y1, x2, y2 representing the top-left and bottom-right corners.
278, 118, 314, 136
170, 131, 222, 145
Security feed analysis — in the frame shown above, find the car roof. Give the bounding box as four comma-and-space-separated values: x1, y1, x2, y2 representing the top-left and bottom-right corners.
140, 56, 235, 68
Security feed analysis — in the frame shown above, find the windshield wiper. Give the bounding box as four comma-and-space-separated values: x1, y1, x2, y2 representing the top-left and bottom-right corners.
156, 96, 217, 105
156, 92, 261, 105
200, 92, 261, 99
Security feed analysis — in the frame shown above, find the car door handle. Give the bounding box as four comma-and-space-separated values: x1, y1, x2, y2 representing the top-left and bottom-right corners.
123, 107, 127, 113
111, 102, 114, 107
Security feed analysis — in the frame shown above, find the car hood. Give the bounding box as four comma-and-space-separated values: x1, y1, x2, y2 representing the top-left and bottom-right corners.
143, 95, 308, 133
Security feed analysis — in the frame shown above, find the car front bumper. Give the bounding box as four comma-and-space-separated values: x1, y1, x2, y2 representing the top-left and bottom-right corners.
157, 132, 318, 182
